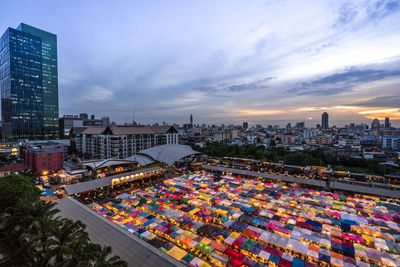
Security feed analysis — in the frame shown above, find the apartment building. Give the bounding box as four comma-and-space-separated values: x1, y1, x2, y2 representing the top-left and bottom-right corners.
75, 125, 178, 159
378, 129, 400, 150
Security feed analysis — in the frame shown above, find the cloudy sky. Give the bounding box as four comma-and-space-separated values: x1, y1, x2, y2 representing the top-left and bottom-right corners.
2, 0, 400, 126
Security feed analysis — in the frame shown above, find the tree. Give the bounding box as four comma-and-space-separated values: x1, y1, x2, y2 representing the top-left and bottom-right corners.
92, 245, 127, 267
4, 201, 60, 264
54, 235, 97, 266
0, 174, 40, 214
269, 139, 276, 148
49, 218, 89, 263
23, 215, 56, 266
0, 174, 127, 266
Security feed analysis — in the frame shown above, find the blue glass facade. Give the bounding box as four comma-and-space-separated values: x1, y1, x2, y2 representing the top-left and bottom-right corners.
0, 23, 58, 140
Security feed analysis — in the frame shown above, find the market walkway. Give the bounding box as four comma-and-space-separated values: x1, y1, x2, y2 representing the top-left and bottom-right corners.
56, 197, 185, 267
63, 166, 164, 195
202, 165, 400, 198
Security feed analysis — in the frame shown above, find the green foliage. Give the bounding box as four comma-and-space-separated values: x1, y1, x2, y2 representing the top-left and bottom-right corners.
269, 139, 276, 147
0, 174, 127, 267
0, 174, 40, 214
194, 142, 398, 175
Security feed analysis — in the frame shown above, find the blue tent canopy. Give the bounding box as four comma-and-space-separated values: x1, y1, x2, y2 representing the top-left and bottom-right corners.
292, 258, 305, 267
41, 188, 55, 196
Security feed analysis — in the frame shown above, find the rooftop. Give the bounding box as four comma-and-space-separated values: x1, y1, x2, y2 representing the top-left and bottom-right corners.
203, 165, 400, 198
81, 125, 177, 135
79, 156, 155, 170
138, 144, 202, 165
0, 163, 29, 172
63, 166, 164, 195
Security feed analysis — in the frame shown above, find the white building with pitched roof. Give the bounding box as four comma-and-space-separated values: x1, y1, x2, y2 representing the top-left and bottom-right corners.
75, 125, 178, 159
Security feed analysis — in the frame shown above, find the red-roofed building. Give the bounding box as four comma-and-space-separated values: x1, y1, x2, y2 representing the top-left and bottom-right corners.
0, 163, 29, 177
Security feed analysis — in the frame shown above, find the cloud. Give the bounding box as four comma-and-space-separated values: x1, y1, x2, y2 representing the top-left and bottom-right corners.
4, 0, 400, 125
333, 2, 359, 27
368, 0, 400, 20
333, 0, 400, 28
359, 108, 400, 114
297, 42, 335, 56
236, 109, 284, 116
196, 76, 274, 94
287, 67, 400, 96
81, 86, 114, 102
295, 107, 328, 112
358, 108, 400, 120
348, 95, 400, 108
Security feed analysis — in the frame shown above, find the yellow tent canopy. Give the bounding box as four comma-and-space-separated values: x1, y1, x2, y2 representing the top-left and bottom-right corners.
167, 246, 187, 261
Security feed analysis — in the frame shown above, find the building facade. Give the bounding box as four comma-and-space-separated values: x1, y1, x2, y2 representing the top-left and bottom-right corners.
0, 141, 20, 158
25, 143, 64, 173
384, 117, 391, 129
59, 115, 84, 139
371, 119, 380, 130
379, 136, 400, 150
0, 23, 58, 140
75, 125, 179, 159
317, 135, 333, 145
378, 129, 400, 150
321, 112, 329, 130
59, 114, 111, 139
280, 134, 299, 145
0, 163, 29, 177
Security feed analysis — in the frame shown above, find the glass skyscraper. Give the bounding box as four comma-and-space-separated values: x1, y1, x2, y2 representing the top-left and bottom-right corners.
321, 112, 329, 130
0, 23, 59, 140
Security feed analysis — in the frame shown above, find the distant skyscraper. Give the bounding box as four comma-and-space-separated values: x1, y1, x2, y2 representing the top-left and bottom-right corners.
79, 113, 88, 120
102, 117, 110, 126
0, 23, 59, 140
371, 118, 380, 130
295, 122, 305, 129
190, 114, 193, 127
385, 117, 391, 128
132, 112, 137, 126
321, 112, 329, 130
243, 122, 248, 130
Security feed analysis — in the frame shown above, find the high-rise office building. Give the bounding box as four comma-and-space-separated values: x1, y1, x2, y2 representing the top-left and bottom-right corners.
295, 122, 305, 129
321, 112, 329, 130
190, 114, 193, 128
371, 118, 380, 130
0, 23, 59, 140
243, 122, 248, 130
385, 117, 391, 129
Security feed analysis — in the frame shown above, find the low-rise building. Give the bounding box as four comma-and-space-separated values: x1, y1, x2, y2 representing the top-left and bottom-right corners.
0, 163, 29, 177
25, 143, 64, 173
0, 142, 20, 158
280, 134, 298, 145
318, 135, 332, 145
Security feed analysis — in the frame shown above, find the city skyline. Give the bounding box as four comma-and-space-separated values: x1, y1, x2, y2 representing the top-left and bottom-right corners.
1, 1, 400, 126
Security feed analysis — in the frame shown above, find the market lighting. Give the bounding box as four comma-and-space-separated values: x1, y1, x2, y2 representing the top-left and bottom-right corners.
88, 172, 400, 266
